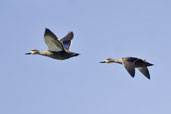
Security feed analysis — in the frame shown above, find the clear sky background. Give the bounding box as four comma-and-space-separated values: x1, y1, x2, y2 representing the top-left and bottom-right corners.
1, 0, 171, 114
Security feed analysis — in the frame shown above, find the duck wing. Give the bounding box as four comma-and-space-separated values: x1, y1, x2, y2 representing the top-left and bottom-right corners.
138, 67, 150, 79
60, 32, 73, 50
122, 60, 135, 77
44, 28, 64, 52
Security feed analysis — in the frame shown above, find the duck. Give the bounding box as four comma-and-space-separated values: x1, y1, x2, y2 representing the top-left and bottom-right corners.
25, 28, 79, 60
100, 57, 153, 79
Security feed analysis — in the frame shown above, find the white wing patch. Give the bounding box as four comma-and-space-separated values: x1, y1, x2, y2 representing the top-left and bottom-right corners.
45, 35, 64, 52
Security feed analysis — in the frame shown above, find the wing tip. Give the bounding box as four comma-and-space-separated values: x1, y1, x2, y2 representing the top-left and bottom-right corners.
68, 31, 74, 38
145, 74, 151, 80
130, 73, 135, 78
44, 28, 52, 35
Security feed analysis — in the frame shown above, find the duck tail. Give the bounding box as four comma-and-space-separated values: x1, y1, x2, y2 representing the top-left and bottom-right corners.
73, 53, 80, 57
146, 62, 153, 66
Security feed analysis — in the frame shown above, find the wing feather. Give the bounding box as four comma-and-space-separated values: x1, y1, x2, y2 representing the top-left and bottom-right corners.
138, 67, 150, 79
60, 32, 74, 50
44, 28, 64, 52
122, 61, 135, 77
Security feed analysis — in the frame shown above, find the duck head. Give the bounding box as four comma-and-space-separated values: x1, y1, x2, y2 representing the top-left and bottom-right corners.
25, 49, 40, 55
100, 58, 114, 63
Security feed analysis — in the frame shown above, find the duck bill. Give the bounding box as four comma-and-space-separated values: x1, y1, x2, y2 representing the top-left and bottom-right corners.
73, 53, 80, 57
25, 52, 31, 55
100, 61, 105, 63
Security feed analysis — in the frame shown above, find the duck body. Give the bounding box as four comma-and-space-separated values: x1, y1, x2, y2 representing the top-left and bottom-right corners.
100, 57, 153, 79
40, 50, 79, 60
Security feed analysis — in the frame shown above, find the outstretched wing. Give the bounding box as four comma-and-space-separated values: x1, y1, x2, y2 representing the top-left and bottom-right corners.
44, 28, 64, 52
138, 67, 150, 79
60, 32, 74, 50
122, 60, 135, 77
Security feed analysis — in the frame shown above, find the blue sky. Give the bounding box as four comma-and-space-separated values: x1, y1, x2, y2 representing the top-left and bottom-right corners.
1, 0, 171, 114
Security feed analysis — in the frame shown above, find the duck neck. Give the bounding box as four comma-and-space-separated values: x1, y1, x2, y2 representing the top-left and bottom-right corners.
112, 59, 122, 64
39, 50, 54, 57
39, 50, 49, 56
